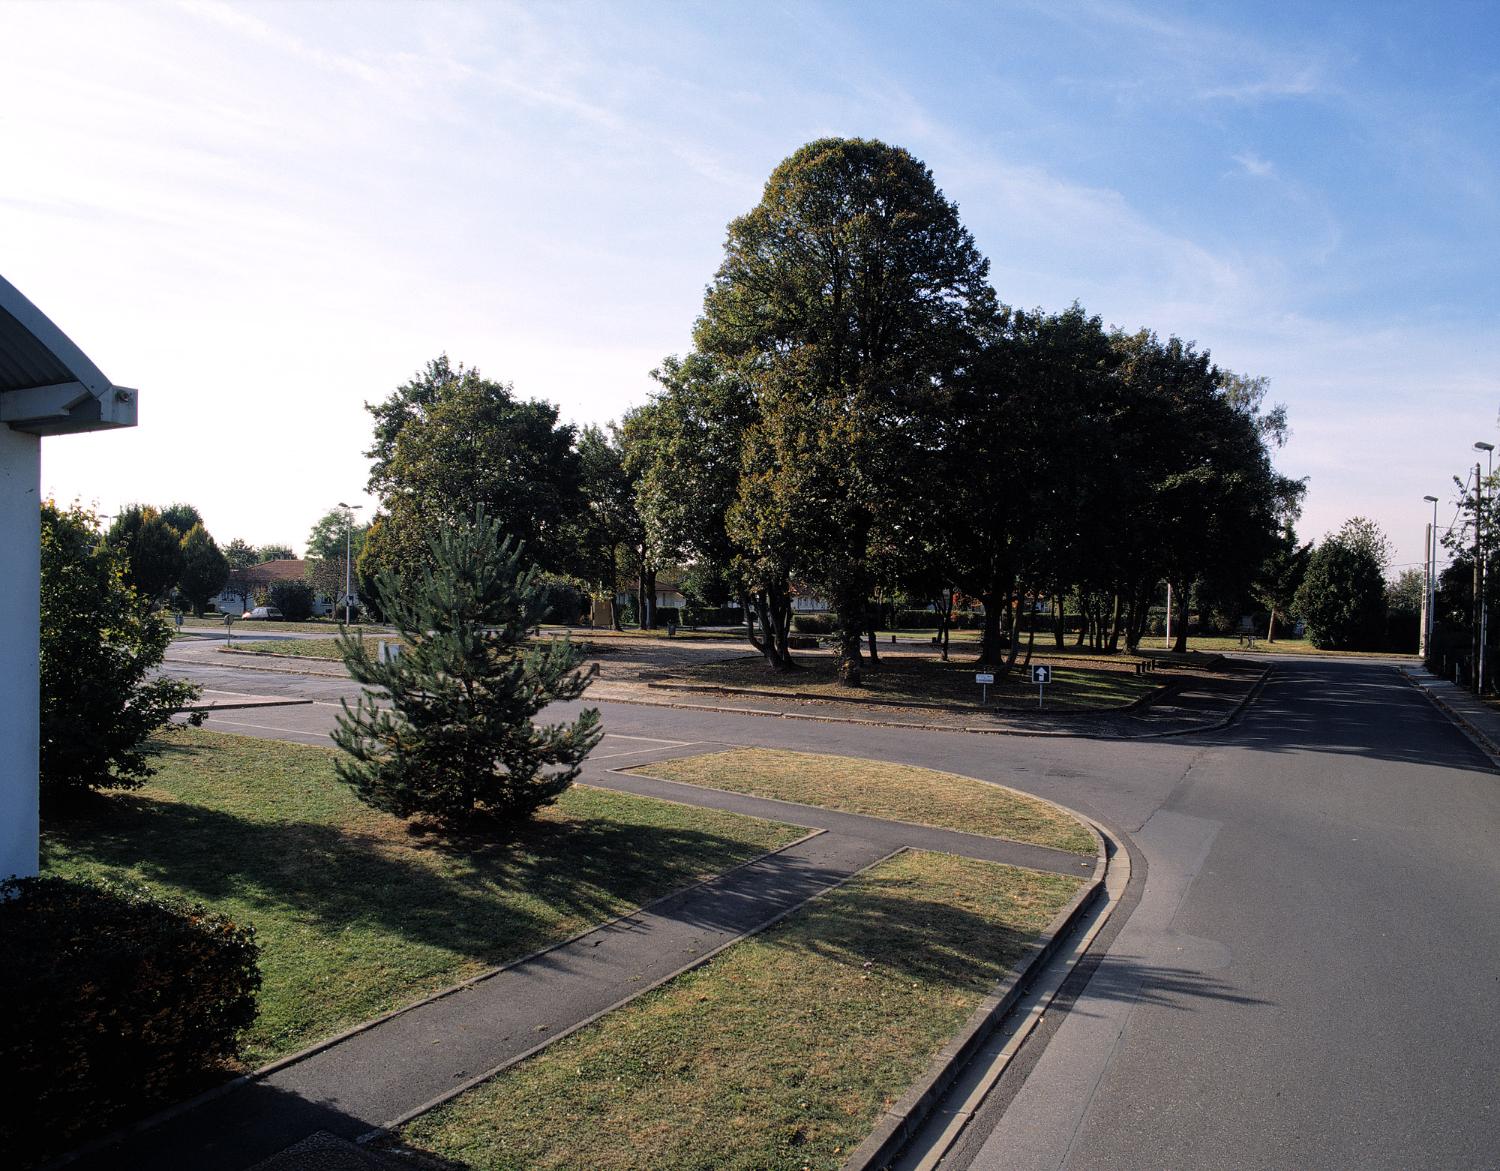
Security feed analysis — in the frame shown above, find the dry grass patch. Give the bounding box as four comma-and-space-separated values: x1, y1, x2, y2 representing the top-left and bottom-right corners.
41, 729, 801, 1065
400, 850, 1083, 1171
629, 747, 1095, 854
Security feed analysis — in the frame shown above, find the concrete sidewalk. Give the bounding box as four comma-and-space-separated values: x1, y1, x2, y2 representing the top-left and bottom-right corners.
1401, 663, 1500, 761
68, 767, 1092, 1171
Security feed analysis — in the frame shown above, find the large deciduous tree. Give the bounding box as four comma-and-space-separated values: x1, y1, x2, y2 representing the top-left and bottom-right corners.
695, 137, 995, 684
105, 505, 186, 604
177, 523, 230, 616
359, 357, 583, 589
1294, 517, 1390, 650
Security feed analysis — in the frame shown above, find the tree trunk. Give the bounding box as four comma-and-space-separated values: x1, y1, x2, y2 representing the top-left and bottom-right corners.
834, 582, 865, 686
936, 590, 954, 662
1053, 593, 1066, 648
609, 546, 622, 631
746, 592, 789, 671
1171, 580, 1189, 654
1106, 591, 1123, 653
642, 566, 658, 630
866, 620, 881, 666
1021, 603, 1038, 669
1267, 606, 1278, 643
1004, 593, 1024, 671
978, 592, 1005, 666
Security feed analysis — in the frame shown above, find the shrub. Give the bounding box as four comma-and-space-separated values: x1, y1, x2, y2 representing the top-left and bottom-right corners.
40, 503, 203, 804
268, 579, 316, 621
655, 606, 682, 627
683, 605, 743, 627
0, 875, 260, 1161
538, 577, 588, 625
791, 613, 835, 634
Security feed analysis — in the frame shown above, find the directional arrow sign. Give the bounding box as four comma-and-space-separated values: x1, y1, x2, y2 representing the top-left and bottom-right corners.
1031, 665, 1052, 684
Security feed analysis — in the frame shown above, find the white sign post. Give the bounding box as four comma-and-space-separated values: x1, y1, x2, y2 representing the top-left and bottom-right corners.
1031, 664, 1052, 708
975, 672, 995, 704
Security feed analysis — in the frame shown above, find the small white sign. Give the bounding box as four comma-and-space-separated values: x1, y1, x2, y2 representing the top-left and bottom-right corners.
1031, 665, 1052, 684
975, 672, 995, 685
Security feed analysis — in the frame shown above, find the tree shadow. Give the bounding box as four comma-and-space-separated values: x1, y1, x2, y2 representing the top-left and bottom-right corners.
1186, 659, 1494, 771
41, 789, 787, 970
64, 1076, 475, 1171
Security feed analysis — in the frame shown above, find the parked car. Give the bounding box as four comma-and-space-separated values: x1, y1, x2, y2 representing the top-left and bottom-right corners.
243, 606, 284, 620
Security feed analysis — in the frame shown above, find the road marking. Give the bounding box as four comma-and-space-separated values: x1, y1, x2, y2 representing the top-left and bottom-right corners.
207, 717, 329, 739
599, 733, 693, 745
592, 744, 702, 761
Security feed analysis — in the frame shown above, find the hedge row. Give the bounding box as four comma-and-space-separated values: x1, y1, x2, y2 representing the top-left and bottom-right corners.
0, 875, 261, 1162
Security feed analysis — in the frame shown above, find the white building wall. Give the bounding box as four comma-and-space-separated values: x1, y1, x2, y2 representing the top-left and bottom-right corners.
0, 427, 41, 880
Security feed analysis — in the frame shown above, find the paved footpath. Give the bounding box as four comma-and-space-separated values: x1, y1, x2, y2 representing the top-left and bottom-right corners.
72, 753, 1091, 1171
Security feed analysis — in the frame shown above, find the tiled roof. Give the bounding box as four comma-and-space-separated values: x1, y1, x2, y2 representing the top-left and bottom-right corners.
228, 559, 309, 585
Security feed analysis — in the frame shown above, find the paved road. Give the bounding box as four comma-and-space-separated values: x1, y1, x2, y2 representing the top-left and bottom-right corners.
161, 652, 1500, 1168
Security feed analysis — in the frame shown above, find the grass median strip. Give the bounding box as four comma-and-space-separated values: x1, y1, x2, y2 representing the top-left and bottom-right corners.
40, 729, 802, 1066
400, 849, 1082, 1171
629, 747, 1096, 855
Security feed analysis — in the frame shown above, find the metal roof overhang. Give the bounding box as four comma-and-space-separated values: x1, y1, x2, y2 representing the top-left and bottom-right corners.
0, 274, 138, 436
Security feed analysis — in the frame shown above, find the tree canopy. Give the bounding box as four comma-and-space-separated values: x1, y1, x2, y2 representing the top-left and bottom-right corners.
359, 357, 584, 589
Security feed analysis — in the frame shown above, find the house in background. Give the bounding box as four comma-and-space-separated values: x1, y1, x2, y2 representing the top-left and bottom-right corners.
211, 559, 336, 616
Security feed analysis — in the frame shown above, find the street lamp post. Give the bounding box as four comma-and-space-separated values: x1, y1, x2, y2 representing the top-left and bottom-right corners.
1474, 444, 1493, 693
336, 501, 362, 626
1422, 495, 1439, 661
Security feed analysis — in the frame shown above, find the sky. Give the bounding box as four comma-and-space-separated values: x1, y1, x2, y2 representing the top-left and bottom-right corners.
3, 0, 1498, 575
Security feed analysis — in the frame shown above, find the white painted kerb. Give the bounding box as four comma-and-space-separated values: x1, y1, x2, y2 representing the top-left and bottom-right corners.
0, 426, 41, 881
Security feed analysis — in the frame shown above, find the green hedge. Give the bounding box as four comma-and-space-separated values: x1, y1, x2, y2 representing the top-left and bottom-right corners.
0, 875, 261, 1161
791, 613, 835, 634
683, 606, 743, 627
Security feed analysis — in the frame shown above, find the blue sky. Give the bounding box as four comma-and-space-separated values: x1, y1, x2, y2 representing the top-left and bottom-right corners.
3, 0, 1497, 574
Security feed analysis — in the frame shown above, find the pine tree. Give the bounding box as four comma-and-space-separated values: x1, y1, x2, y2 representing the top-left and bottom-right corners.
332, 510, 602, 826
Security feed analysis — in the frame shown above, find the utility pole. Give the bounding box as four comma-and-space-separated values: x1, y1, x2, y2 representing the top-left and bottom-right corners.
1419, 520, 1432, 660
1424, 495, 1439, 661
1477, 443, 1495, 693
337, 501, 362, 626
1473, 462, 1483, 691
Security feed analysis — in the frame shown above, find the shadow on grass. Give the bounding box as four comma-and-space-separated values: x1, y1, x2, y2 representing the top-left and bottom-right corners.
758, 882, 1271, 1017
744, 873, 1058, 991
42, 791, 784, 967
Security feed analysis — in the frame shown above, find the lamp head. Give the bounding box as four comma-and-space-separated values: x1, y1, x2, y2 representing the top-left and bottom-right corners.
1476, 442, 1495, 453
1424, 495, 1439, 503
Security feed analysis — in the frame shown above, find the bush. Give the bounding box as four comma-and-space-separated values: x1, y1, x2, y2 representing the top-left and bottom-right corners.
268, 579, 316, 621
655, 606, 682, 627
791, 613, 835, 634
0, 875, 260, 1161
684, 605, 743, 627
538, 578, 588, 625
40, 503, 203, 803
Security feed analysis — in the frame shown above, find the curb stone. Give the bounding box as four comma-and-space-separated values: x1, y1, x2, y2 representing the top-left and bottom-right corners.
1398, 667, 1500, 767
841, 821, 1109, 1171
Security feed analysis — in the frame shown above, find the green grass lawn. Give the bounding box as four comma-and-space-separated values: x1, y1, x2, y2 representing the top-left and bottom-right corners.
669, 651, 1156, 710
630, 748, 1095, 854
1165, 635, 1415, 658
41, 729, 801, 1066
400, 849, 1083, 1171
224, 636, 360, 660
224, 631, 614, 662
178, 616, 388, 636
